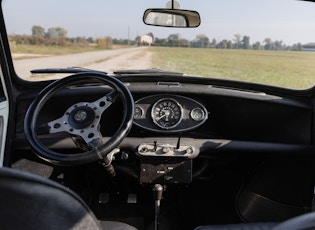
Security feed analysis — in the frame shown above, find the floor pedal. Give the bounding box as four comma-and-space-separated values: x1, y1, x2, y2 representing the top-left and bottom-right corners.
98, 192, 110, 204
127, 193, 137, 204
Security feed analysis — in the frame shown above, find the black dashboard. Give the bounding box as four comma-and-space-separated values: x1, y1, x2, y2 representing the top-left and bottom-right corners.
14, 75, 314, 158
12, 74, 315, 184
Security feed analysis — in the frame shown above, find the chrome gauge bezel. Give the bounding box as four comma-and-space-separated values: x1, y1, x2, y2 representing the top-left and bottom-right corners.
151, 98, 183, 129
134, 106, 144, 119
190, 107, 206, 121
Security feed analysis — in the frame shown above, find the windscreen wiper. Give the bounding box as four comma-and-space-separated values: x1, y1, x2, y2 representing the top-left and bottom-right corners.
114, 69, 183, 76
30, 67, 106, 74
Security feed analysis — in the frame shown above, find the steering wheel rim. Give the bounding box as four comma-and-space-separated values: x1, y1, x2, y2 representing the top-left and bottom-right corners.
24, 72, 134, 166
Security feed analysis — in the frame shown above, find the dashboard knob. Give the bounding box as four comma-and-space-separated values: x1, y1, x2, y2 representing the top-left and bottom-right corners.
162, 147, 170, 153
185, 147, 194, 154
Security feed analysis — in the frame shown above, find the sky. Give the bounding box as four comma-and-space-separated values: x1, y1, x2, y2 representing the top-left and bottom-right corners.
3, 0, 315, 45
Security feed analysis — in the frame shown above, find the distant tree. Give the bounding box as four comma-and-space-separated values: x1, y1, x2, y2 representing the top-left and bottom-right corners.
74, 36, 88, 46
291, 43, 302, 51
211, 38, 217, 48
112, 38, 129, 45
234, 34, 241, 49
168, 33, 180, 40
274, 40, 283, 50
86, 37, 94, 43
196, 34, 209, 48
264, 38, 274, 50
217, 40, 228, 49
253, 41, 261, 50
227, 40, 233, 49
32, 25, 45, 37
46, 27, 67, 39
154, 37, 167, 46
241, 36, 250, 49
167, 33, 181, 47
180, 39, 190, 47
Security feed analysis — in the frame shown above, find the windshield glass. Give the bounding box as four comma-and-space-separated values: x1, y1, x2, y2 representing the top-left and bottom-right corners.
3, 0, 315, 89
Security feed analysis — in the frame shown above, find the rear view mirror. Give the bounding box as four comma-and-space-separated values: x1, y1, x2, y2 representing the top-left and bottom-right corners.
143, 9, 201, 28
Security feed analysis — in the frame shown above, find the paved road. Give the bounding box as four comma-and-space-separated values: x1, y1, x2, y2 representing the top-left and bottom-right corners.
13, 47, 152, 81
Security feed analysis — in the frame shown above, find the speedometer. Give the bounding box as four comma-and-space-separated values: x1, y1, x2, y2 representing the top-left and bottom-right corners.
151, 98, 183, 129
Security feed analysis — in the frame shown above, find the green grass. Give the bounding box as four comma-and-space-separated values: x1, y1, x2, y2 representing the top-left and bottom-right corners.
150, 47, 315, 89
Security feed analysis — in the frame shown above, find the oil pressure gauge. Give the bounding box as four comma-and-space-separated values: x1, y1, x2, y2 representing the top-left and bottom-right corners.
151, 98, 183, 129
134, 106, 144, 119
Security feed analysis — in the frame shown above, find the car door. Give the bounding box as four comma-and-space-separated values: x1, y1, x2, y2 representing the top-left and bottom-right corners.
0, 4, 13, 166
0, 66, 9, 166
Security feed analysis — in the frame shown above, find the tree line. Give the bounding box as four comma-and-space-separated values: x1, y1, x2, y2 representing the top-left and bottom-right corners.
9, 25, 304, 51
152, 33, 303, 51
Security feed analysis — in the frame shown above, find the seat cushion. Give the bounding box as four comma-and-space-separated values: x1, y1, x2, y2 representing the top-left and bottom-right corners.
100, 221, 138, 230
0, 167, 137, 230
195, 222, 278, 230
272, 212, 315, 230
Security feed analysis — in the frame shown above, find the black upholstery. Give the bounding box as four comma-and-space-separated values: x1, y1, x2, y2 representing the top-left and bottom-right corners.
0, 167, 137, 230
272, 212, 315, 230
196, 212, 315, 230
195, 222, 278, 230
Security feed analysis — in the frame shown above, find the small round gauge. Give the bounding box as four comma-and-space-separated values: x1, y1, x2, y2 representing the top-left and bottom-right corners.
190, 108, 205, 121
151, 98, 183, 129
134, 106, 144, 119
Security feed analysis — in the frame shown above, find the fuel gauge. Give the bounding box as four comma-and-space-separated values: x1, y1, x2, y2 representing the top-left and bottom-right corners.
190, 108, 206, 121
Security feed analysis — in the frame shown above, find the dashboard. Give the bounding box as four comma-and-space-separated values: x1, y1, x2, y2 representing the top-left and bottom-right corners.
14, 75, 314, 157
12, 74, 315, 183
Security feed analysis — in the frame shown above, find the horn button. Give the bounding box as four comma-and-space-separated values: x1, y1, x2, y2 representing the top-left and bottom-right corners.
68, 106, 95, 129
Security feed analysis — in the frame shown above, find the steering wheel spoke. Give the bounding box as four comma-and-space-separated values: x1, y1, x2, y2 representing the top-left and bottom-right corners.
90, 90, 117, 115
47, 116, 71, 134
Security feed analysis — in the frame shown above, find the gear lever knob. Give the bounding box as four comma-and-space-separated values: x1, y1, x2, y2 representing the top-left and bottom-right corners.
153, 184, 163, 201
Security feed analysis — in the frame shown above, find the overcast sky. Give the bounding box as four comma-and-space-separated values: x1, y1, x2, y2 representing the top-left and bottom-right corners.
3, 0, 315, 45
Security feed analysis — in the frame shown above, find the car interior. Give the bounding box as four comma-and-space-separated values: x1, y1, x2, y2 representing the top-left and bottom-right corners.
1, 0, 315, 230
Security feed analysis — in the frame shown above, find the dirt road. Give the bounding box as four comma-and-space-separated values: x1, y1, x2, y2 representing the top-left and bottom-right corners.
13, 47, 152, 81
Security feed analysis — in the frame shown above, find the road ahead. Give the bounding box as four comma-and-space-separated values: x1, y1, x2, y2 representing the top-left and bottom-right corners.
13, 47, 152, 81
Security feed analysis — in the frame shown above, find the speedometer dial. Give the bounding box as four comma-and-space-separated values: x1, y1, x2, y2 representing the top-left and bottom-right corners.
151, 98, 183, 129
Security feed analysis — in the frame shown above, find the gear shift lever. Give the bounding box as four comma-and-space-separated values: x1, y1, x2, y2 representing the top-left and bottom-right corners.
153, 184, 164, 230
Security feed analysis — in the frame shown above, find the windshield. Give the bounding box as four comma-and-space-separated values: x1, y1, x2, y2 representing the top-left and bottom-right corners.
3, 0, 315, 89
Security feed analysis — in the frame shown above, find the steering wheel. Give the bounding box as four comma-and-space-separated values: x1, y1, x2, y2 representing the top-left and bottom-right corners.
24, 72, 134, 166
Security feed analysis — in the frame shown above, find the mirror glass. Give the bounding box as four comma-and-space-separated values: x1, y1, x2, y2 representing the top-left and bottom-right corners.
143, 9, 200, 28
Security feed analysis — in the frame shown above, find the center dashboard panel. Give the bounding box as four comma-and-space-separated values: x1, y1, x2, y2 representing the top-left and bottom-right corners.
133, 94, 207, 183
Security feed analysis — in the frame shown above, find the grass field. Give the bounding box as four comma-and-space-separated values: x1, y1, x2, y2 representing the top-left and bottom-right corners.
150, 47, 315, 89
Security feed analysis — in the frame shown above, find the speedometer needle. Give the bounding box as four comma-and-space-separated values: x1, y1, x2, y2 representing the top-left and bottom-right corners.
156, 113, 166, 121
